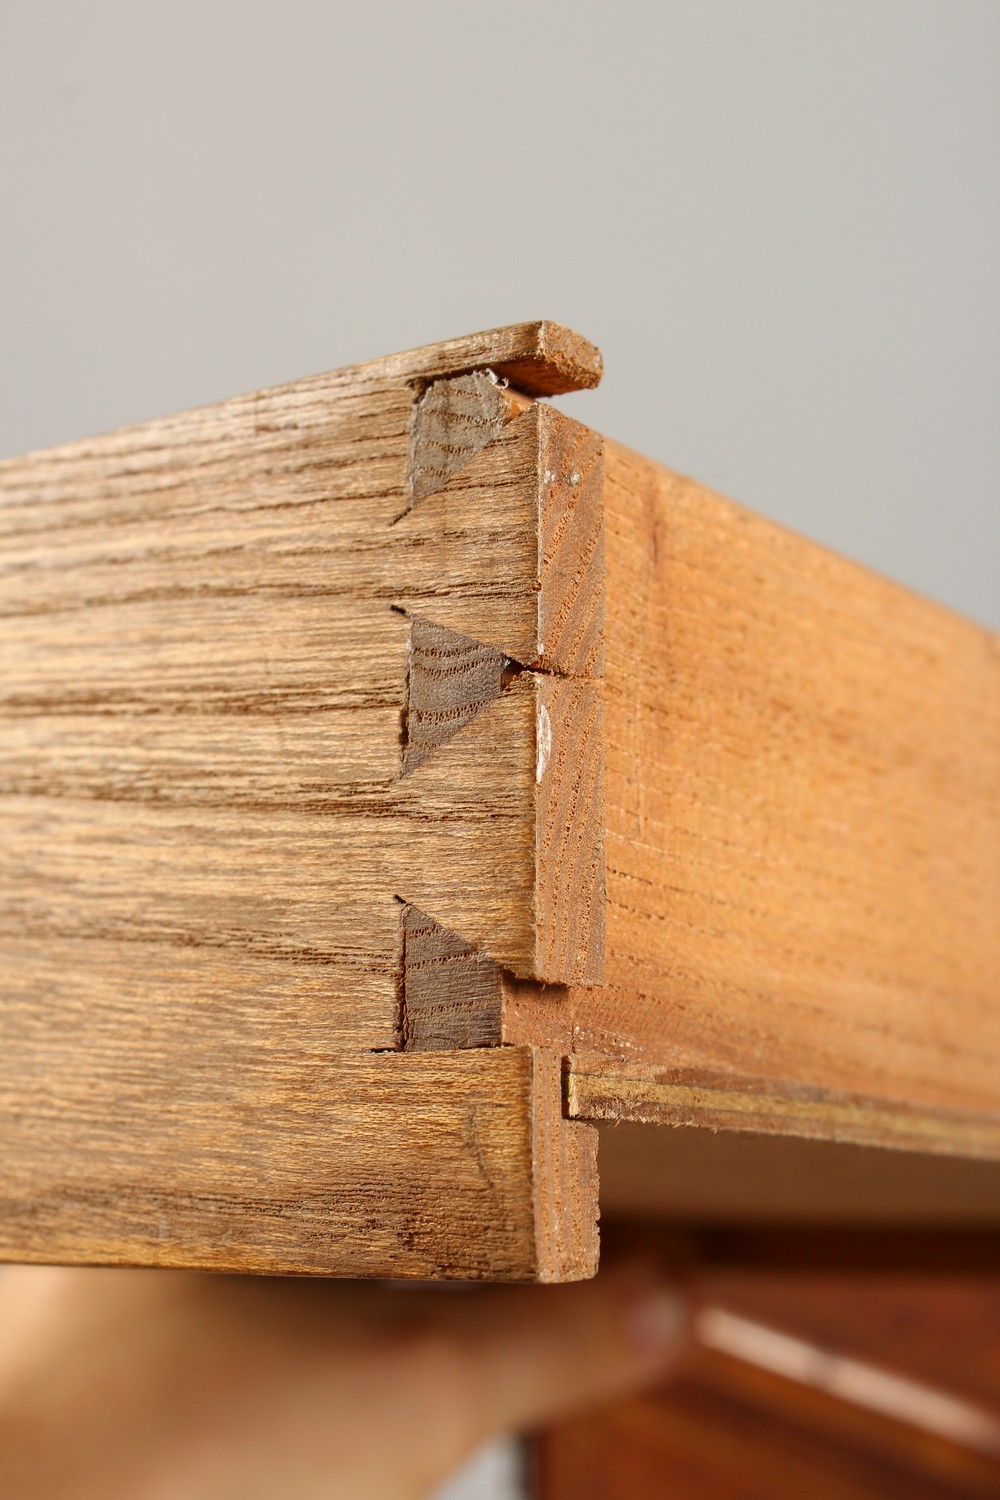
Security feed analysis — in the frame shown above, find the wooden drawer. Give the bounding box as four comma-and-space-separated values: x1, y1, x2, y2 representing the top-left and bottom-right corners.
1, 322, 998, 1278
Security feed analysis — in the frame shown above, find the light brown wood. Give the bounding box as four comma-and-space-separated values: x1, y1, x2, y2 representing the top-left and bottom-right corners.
508, 440, 1000, 1163
0, 1039, 597, 1280
595, 1123, 1000, 1224
0, 323, 604, 1276
4, 318, 1000, 1275
574, 1074, 1000, 1160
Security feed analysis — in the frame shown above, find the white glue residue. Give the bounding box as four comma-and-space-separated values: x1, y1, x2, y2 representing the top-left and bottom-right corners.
536, 702, 552, 783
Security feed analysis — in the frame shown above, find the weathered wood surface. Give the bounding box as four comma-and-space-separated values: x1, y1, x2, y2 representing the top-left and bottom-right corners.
504, 439, 1000, 1160
0, 323, 604, 1276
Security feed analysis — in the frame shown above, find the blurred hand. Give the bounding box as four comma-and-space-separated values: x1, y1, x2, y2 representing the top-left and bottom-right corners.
0, 1261, 688, 1500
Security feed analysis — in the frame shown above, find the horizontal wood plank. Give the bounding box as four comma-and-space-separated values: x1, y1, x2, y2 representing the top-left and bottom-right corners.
0, 1043, 597, 1279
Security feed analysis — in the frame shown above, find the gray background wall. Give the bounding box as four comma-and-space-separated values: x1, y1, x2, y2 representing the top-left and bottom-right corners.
1, 4, 997, 1497
2, 1, 998, 627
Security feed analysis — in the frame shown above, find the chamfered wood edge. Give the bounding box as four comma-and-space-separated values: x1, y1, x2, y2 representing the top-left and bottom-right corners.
566, 1070, 1000, 1162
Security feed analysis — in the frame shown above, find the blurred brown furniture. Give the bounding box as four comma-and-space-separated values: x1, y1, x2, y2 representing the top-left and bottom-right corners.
533, 1231, 1000, 1497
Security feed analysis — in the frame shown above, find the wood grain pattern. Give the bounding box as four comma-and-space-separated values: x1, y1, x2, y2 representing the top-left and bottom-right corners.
0, 324, 604, 1276
516, 438, 1000, 1158
6, 315, 1000, 1273
401, 617, 509, 774
399, 904, 502, 1051
536, 409, 605, 677
0, 1042, 596, 1280
409, 370, 512, 505
534, 677, 605, 986
572, 1073, 1000, 1159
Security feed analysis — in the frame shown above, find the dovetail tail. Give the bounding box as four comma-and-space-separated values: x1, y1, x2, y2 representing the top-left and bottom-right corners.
401, 617, 512, 774
396, 903, 503, 1051
397, 368, 530, 520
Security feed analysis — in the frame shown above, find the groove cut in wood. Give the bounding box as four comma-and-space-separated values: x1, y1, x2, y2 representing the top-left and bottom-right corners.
569, 1071, 1000, 1160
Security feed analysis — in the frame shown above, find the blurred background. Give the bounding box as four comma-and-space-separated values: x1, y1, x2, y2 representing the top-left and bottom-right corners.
1, 2, 996, 1495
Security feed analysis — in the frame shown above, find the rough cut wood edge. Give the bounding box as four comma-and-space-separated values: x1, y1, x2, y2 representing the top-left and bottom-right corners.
568, 1071, 1000, 1162
531, 1049, 600, 1282
0, 1047, 599, 1281
381, 320, 603, 398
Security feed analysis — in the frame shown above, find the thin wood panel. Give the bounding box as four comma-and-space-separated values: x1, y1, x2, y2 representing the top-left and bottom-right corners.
531, 440, 1000, 1153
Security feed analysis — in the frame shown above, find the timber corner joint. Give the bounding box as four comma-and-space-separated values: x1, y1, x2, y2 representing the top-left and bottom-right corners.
1, 320, 998, 1284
